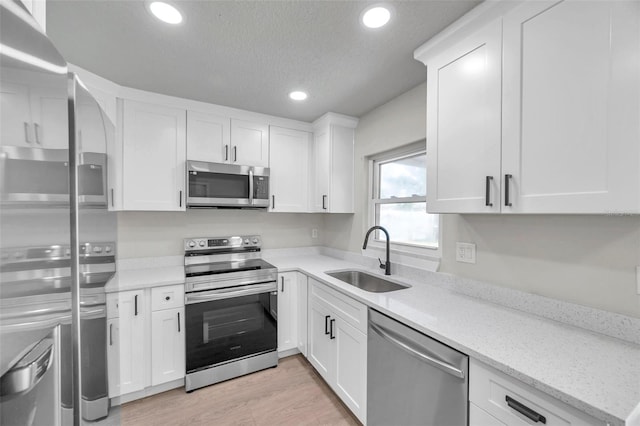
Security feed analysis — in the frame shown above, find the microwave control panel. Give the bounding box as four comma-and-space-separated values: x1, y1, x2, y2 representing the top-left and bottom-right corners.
253, 176, 269, 199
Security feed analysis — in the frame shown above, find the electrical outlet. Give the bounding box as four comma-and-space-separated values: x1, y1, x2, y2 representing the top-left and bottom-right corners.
455, 242, 476, 264
311, 228, 318, 239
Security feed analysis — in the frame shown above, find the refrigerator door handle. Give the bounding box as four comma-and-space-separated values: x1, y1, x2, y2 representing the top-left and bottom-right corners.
0, 337, 54, 397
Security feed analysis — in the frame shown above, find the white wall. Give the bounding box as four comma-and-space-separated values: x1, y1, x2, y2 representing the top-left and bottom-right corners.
322, 82, 640, 318
117, 210, 322, 258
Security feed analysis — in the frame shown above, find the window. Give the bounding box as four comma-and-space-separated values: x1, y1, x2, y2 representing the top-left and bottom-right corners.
369, 142, 439, 251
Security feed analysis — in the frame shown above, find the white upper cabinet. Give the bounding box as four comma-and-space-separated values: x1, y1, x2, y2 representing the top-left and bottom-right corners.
416, 0, 640, 214
121, 99, 186, 211
501, 0, 640, 213
186, 111, 231, 163
269, 126, 311, 212
0, 77, 68, 149
425, 20, 502, 213
312, 113, 358, 213
230, 119, 269, 167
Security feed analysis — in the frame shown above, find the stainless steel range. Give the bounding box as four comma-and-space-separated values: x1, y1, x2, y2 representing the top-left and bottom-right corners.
184, 235, 278, 392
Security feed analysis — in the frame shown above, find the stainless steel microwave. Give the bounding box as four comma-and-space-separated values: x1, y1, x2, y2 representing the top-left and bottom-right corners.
186, 161, 269, 209
0, 146, 107, 206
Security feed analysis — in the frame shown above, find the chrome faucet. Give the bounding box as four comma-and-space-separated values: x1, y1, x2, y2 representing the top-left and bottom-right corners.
362, 226, 391, 275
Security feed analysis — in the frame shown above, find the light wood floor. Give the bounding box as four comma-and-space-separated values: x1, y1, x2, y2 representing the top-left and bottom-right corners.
115, 355, 360, 426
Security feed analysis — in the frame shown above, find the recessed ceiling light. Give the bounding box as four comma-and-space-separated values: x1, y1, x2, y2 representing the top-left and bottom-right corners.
148, 1, 183, 25
361, 5, 391, 29
289, 91, 308, 101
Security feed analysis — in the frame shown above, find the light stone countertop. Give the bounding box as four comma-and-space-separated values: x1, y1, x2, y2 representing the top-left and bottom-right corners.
104, 253, 640, 425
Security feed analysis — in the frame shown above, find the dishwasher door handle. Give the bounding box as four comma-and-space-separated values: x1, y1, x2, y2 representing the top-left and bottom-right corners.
370, 322, 465, 379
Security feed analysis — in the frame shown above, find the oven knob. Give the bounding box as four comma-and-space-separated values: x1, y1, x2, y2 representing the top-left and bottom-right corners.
252, 238, 259, 244
105, 246, 112, 253
199, 240, 205, 247
93, 246, 103, 254
188, 240, 196, 248
244, 239, 250, 245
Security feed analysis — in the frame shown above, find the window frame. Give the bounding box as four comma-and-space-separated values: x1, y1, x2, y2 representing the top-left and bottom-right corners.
365, 140, 441, 262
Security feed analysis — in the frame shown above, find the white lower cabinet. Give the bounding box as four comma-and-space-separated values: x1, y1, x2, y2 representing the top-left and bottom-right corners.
469, 359, 601, 426
296, 273, 308, 357
106, 284, 185, 400
307, 279, 367, 424
150, 307, 185, 386
277, 272, 298, 353
107, 290, 146, 396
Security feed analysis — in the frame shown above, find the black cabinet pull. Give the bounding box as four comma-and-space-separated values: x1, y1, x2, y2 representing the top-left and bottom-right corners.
505, 396, 546, 424
177, 312, 181, 332
134, 295, 138, 316
329, 319, 335, 339
324, 315, 330, 335
281, 276, 284, 292
233, 146, 237, 162
504, 174, 513, 207
179, 190, 183, 207
272, 195, 275, 209
322, 195, 327, 210
224, 145, 229, 161
485, 176, 493, 207
111, 188, 114, 207
165, 296, 170, 301
109, 323, 113, 346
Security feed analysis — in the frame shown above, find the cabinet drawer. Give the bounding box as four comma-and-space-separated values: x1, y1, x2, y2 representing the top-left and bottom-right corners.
470, 359, 602, 426
151, 285, 184, 311
309, 279, 367, 334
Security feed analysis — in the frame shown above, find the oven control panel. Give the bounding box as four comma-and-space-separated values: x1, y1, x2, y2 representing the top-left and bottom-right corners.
184, 235, 261, 251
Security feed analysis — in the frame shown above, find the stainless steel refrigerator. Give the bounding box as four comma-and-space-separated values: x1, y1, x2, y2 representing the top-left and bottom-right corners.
0, 0, 118, 424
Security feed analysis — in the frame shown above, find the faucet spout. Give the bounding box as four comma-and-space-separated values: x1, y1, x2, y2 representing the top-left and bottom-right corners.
362, 226, 391, 275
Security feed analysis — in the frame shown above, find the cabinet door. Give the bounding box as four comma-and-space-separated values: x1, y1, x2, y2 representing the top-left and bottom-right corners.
426, 20, 502, 213
277, 272, 298, 353
186, 111, 230, 163
122, 100, 186, 211
230, 119, 269, 167
269, 127, 311, 212
151, 307, 185, 386
30, 86, 69, 149
307, 296, 333, 381
117, 290, 146, 395
328, 126, 355, 213
76, 94, 107, 154
502, 0, 640, 213
106, 318, 120, 398
334, 318, 367, 424
0, 81, 33, 147
297, 273, 308, 357
313, 128, 330, 212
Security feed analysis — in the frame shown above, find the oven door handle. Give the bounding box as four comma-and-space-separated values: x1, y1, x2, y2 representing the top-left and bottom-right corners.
186, 282, 276, 304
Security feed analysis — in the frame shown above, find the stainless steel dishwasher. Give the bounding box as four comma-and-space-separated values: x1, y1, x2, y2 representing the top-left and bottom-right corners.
368, 309, 469, 426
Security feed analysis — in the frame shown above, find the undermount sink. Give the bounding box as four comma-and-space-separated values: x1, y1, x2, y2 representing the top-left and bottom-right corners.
325, 270, 410, 293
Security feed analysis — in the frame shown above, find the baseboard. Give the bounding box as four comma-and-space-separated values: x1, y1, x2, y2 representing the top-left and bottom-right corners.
278, 347, 300, 358
110, 378, 185, 406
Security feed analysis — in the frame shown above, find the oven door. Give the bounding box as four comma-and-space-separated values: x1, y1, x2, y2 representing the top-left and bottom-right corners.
185, 282, 277, 373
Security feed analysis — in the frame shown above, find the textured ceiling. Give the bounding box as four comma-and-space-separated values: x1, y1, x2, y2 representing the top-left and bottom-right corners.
46, 0, 480, 122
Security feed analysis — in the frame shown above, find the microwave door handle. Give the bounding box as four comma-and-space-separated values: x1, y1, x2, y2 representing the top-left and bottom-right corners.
249, 168, 254, 205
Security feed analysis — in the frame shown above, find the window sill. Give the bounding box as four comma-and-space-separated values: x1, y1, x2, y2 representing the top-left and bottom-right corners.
362, 241, 440, 272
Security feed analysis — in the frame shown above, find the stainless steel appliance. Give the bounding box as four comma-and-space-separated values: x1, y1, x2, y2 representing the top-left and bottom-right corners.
367, 309, 469, 426
0, 242, 115, 423
1, 1, 118, 424
186, 161, 270, 209
0, 148, 108, 206
184, 235, 278, 391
